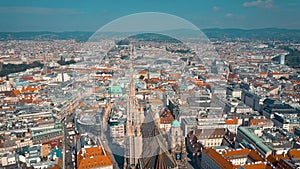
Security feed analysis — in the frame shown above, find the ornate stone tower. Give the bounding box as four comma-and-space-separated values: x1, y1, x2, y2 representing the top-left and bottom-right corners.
124, 46, 143, 169
170, 120, 187, 168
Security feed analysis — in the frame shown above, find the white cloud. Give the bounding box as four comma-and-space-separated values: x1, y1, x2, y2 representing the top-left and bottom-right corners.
224, 13, 245, 19
243, 0, 275, 8
212, 6, 221, 12
225, 13, 234, 18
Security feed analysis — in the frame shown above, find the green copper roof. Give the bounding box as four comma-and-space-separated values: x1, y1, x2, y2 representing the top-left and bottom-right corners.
51, 147, 62, 159
108, 85, 123, 94
32, 128, 62, 137
238, 126, 272, 155
171, 120, 180, 128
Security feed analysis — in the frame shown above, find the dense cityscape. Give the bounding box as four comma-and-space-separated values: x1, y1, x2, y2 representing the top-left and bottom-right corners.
0, 28, 300, 169
1, 1, 300, 169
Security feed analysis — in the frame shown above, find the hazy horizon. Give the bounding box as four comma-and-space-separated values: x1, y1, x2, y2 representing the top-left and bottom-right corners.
1, 27, 300, 33
0, 0, 299, 32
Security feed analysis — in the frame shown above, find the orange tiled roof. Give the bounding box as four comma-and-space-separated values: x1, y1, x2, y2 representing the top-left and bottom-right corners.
149, 78, 160, 83
287, 149, 300, 160
243, 163, 272, 169
169, 74, 181, 79
275, 154, 286, 161
148, 99, 163, 104
138, 70, 147, 75
12, 90, 21, 96
77, 146, 112, 169
223, 148, 250, 158
19, 99, 33, 103
225, 118, 238, 124
270, 72, 284, 75
32, 100, 44, 104
79, 102, 85, 107
21, 86, 39, 93
266, 154, 277, 163
248, 150, 265, 162
249, 119, 269, 126
202, 148, 237, 169
292, 81, 300, 85
222, 148, 264, 162
204, 148, 270, 169
166, 79, 176, 83
195, 80, 204, 86
0, 107, 16, 111
152, 88, 166, 92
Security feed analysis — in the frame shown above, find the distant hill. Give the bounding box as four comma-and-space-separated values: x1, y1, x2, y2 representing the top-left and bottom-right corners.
202, 28, 300, 41
0, 31, 93, 42
122, 33, 182, 44
0, 28, 300, 42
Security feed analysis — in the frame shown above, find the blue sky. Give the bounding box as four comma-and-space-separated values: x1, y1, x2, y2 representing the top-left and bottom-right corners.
0, 0, 299, 31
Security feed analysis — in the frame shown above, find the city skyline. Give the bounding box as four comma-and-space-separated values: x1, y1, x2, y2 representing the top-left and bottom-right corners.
0, 0, 300, 32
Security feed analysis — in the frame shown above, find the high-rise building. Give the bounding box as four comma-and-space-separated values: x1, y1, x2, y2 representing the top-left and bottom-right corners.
280, 54, 285, 65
